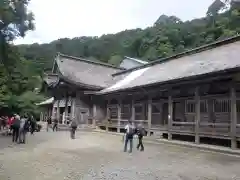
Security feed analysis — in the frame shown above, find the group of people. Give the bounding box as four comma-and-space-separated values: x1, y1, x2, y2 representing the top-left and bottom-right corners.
124, 120, 146, 153
1, 114, 37, 144
46, 117, 78, 139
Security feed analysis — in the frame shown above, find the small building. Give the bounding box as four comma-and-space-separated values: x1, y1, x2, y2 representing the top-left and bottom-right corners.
119, 56, 148, 69
43, 35, 240, 149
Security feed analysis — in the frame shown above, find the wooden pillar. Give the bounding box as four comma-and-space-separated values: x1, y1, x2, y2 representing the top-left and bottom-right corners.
93, 103, 97, 128
230, 86, 237, 149
71, 97, 75, 121
147, 98, 152, 136
117, 100, 121, 133
131, 99, 135, 122
64, 93, 69, 124
168, 95, 173, 140
195, 87, 200, 144
106, 100, 110, 132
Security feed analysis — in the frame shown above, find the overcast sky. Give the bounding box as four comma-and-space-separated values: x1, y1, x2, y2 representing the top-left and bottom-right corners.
14, 0, 214, 45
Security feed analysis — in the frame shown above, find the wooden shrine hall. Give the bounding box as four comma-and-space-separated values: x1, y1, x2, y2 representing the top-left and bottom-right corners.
42, 35, 240, 149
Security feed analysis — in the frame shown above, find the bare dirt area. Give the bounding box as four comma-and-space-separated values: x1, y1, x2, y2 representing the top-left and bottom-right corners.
0, 131, 239, 180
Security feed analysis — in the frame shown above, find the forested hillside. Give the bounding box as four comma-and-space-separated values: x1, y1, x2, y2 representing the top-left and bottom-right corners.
18, 0, 240, 72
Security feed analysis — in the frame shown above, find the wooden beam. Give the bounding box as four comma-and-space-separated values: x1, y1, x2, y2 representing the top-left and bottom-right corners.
195, 86, 200, 144
168, 95, 173, 140
147, 97, 152, 136
230, 85, 237, 149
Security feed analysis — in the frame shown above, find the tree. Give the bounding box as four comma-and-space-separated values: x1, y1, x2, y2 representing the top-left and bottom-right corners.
0, 0, 34, 64
17, 1, 239, 71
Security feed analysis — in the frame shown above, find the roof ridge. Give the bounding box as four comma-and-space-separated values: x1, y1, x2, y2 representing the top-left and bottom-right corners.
57, 53, 125, 70
113, 34, 240, 77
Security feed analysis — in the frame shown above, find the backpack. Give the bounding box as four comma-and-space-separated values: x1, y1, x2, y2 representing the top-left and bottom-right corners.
127, 125, 134, 136
71, 121, 77, 128
12, 117, 20, 128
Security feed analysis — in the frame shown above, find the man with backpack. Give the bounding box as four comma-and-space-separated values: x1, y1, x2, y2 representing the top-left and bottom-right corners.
70, 120, 77, 139
136, 123, 146, 151
124, 120, 135, 153
52, 118, 58, 132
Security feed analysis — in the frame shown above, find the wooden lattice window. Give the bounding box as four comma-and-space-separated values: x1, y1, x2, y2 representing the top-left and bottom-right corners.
237, 100, 240, 113
134, 103, 146, 120
185, 100, 195, 113
200, 100, 208, 113
213, 99, 230, 113
121, 104, 131, 119
185, 100, 208, 113
108, 105, 118, 119
152, 103, 161, 114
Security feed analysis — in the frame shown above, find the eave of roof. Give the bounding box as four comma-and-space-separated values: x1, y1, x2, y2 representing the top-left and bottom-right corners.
113, 35, 240, 77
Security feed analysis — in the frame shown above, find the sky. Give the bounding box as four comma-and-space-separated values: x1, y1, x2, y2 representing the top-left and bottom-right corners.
14, 0, 214, 45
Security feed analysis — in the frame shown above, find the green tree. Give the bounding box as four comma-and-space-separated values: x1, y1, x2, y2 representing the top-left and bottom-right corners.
0, 0, 34, 64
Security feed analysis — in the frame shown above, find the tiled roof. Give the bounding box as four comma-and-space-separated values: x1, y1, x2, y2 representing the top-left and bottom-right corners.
99, 35, 240, 94
55, 53, 122, 89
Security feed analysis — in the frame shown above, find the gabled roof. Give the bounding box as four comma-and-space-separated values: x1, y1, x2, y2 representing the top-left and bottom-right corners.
99, 35, 240, 94
53, 53, 123, 89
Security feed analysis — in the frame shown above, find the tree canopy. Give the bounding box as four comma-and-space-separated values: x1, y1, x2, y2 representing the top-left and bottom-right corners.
0, 0, 45, 117
18, 0, 240, 69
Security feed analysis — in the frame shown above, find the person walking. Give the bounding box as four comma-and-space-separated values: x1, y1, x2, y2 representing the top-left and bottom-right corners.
136, 124, 146, 151
70, 120, 77, 139
124, 120, 135, 153
19, 115, 28, 144
52, 118, 58, 132
30, 115, 36, 135
12, 114, 20, 143
46, 117, 52, 132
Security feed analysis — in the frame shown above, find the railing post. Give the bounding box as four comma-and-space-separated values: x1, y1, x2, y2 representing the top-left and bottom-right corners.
230, 85, 237, 149
195, 86, 200, 144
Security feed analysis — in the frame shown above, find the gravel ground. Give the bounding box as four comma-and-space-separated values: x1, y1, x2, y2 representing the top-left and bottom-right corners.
0, 131, 240, 180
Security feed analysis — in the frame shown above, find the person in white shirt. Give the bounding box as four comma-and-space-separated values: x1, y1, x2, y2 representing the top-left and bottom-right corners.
19, 115, 28, 144
124, 120, 135, 153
